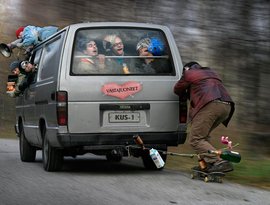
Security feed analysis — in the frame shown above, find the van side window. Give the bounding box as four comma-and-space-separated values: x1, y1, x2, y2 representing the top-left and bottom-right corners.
33, 49, 42, 65
29, 49, 42, 84
39, 34, 64, 80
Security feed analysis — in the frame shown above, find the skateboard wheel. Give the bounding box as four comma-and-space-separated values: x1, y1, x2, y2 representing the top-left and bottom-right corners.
204, 177, 209, 183
217, 178, 223, 183
191, 173, 195, 179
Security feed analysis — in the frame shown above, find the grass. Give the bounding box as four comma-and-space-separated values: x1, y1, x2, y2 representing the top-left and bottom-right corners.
227, 158, 270, 189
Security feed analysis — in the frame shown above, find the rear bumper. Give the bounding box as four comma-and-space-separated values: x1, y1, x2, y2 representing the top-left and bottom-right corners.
55, 131, 187, 148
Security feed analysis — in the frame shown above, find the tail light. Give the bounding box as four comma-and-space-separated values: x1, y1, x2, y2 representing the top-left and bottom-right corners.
179, 98, 187, 123
56, 91, 68, 126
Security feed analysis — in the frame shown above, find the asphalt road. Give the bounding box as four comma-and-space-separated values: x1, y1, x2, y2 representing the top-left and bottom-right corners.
0, 138, 269, 205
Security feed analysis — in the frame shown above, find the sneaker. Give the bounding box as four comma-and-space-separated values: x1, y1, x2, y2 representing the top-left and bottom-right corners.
207, 160, 234, 173
192, 164, 212, 173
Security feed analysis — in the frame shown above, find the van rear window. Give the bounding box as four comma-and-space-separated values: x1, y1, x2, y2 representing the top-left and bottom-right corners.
71, 28, 175, 75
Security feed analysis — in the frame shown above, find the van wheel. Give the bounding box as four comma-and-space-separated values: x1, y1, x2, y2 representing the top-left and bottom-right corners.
42, 131, 63, 171
141, 145, 167, 170
19, 128, 36, 162
106, 154, 122, 162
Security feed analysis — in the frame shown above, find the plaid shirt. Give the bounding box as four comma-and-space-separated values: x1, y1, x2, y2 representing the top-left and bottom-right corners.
174, 67, 235, 126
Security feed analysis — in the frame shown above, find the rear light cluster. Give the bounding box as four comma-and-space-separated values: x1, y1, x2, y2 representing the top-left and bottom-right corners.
56, 91, 68, 126
179, 99, 187, 123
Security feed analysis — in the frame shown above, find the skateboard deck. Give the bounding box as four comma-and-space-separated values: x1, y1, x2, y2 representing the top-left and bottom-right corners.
191, 168, 225, 183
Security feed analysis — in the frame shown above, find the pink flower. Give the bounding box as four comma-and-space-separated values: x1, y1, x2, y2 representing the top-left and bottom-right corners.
221, 136, 233, 149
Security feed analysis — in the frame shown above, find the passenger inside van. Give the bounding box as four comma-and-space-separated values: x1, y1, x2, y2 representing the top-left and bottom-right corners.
18, 61, 37, 91
73, 37, 106, 74
6, 60, 37, 97
135, 37, 171, 74
6, 61, 23, 97
103, 34, 135, 74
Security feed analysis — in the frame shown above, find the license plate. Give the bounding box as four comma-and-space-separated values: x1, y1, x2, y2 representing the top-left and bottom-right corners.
109, 112, 140, 123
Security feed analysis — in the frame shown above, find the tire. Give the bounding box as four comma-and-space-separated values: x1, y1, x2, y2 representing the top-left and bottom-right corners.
106, 149, 123, 162
142, 145, 167, 170
106, 154, 122, 162
42, 130, 63, 171
19, 127, 36, 162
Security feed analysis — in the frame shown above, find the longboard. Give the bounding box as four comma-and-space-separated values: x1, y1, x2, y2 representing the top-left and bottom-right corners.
191, 168, 225, 183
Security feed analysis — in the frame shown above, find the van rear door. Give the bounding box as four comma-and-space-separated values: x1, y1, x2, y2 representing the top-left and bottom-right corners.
59, 23, 184, 135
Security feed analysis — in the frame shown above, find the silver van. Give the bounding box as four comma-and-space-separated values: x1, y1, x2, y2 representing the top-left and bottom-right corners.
15, 22, 187, 171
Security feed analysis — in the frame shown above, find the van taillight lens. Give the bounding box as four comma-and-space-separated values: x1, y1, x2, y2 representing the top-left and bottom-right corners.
56, 91, 68, 126
179, 100, 187, 123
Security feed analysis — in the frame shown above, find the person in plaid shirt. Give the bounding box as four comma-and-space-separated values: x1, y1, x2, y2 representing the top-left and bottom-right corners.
174, 62, 235, 173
